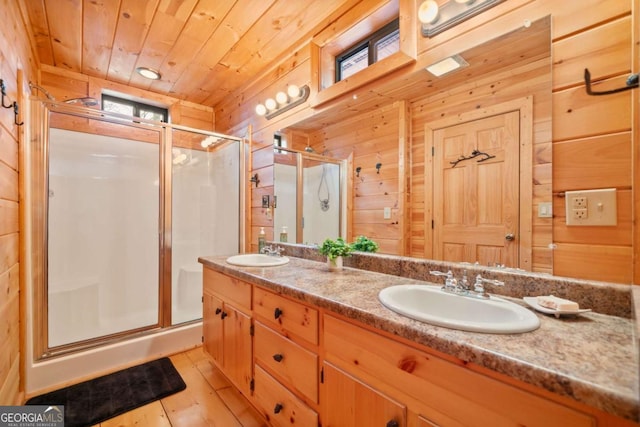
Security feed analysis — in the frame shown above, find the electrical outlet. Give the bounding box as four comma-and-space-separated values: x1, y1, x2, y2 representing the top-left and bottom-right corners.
572, 208, 587, 220
565, 189, 617, 226
571, 197, 587, 209
261, 195, 270, 208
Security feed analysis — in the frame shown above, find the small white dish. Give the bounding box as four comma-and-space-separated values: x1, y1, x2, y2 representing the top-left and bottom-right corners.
523, 297, 591, 318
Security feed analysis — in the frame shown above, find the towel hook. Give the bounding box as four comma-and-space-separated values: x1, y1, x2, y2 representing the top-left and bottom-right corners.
584, 68, 638, 96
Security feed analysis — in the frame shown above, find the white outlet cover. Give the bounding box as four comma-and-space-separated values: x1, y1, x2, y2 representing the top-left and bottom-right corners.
565, 189, 617, 226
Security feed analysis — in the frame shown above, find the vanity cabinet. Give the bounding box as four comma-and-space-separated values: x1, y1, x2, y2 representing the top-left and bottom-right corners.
323, 314, 594, 427
202, 267, 253, 397
252, 286, 320, 424
322, 361, 406, 427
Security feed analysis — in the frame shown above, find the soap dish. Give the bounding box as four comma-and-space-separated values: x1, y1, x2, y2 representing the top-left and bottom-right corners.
523, 297, 591, 318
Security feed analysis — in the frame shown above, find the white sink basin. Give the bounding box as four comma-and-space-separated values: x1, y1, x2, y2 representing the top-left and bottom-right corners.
226, 254, 290, 267
378, 285, 539, 334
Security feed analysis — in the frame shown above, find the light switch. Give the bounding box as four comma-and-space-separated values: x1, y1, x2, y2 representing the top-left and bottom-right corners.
565, 188, 617, 226
538, 202, 552, 218
383, 207, 391, 219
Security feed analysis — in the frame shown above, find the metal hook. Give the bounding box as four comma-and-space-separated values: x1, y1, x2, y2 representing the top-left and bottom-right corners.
13, 102, 23, 126
250, 173, 260, 187
0, 80, 13, 108
584, 68, 638, 96
355, 166, 361, 177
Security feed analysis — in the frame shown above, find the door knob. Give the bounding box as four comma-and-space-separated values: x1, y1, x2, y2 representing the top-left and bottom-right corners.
505, 233, 515, 241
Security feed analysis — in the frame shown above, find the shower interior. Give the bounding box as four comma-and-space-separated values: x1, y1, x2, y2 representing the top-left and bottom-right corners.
28, 100, 244, 359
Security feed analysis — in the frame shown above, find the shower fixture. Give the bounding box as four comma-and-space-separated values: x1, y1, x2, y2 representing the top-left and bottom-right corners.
29, 82, 99, 107
64, 97, 100, 107
28, 82, 55, 100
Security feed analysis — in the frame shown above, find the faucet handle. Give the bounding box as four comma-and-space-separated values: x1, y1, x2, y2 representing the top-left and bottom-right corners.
474, 275, 504, 292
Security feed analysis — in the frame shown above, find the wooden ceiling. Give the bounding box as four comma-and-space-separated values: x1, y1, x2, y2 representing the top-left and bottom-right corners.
23, 0, 358, 107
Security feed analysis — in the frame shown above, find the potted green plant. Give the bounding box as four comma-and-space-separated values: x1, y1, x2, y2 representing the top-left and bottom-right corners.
351, 235, 379, 253
318, 237, 353, 270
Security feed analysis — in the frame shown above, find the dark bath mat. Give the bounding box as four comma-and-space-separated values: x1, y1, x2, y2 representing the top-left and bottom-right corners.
26, 357, 186, 427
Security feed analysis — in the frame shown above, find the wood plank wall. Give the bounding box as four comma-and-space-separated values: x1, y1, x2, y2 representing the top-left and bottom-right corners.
38, 64, 215, 132
306, 102, 405, 254
215, 0, 636, 285
1, 0, 37, 406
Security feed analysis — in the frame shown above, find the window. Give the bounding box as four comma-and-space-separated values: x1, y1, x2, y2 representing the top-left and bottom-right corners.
102, 94, 168, 122
335, 18, 400, 82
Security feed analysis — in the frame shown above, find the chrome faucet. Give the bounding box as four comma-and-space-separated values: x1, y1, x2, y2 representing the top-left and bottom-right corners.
261, 244, 284, 257
429, 270, 504, 299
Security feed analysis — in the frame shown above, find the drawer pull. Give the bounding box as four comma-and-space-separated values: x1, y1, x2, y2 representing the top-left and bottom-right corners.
386, 421, 399, 427
273, 403, 284, 414
274, 307, 283, 319
215, 308, 222, 315
220, 311, 228, 320
272, 353, 284, 362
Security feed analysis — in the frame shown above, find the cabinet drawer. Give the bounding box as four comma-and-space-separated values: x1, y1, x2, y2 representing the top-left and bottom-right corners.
203, 267, 251, 312
255, 321, 318, 403
254, 286, 318, 345
324, 315, 594, 427
254, 365, 318, 427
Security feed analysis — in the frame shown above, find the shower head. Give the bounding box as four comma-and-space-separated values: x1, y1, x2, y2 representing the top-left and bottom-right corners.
64, 97, 100, 107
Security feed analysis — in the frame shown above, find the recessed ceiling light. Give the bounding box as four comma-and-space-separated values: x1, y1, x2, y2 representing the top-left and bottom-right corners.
135, 67, 161, 80
425, 55, 469, 77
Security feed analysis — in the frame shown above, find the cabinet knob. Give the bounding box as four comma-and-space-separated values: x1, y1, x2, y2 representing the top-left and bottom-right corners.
273, 403, 283, 414
215, 308, 221, 315
272, 353, 284, 362
220, 311, 228, 319
274, 307, 283, 319
386, 420, 399, 427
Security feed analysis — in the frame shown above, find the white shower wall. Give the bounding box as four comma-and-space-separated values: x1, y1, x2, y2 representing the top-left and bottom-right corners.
274, 162, 298, 243
303, 163, 340, 245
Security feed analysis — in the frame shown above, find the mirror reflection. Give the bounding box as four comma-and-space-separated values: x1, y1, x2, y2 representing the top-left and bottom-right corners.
273, 146, 344, 246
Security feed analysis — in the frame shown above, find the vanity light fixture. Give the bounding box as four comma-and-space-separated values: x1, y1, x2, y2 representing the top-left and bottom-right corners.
419, 0, 505, 38
135, 66, 161, 80
426, 54, 469, 77
255, 85, 310, 120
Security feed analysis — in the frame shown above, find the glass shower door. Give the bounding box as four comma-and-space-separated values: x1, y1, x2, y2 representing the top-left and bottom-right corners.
47, 127, 160, 347
170, 130, 240, 325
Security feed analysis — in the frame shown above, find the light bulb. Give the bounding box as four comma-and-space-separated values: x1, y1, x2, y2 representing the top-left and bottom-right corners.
418, 0, 439, 24
275, 91, 288, 105
255, 104, 267, 116
265, 98, 277, 111
287, 84, 300, 98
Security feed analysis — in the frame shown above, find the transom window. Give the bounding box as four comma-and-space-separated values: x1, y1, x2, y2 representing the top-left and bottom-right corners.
102, 94, 168, 122
335, 18, 400, 82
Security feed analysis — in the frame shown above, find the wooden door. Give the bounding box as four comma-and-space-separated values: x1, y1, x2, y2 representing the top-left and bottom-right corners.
432, 111, 520, 267
223, 303, 253, 397
322, 361, 406, 427
203, 292, 224, 365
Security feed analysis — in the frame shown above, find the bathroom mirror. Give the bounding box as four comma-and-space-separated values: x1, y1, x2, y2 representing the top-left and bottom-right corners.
271, 18, 584, 279
273, 147, 344, 245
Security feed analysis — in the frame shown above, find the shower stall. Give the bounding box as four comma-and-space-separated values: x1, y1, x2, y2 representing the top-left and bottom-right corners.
24, 99, 245, 392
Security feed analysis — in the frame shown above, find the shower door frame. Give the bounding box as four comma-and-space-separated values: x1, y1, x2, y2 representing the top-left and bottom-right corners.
28, 99, 247, 360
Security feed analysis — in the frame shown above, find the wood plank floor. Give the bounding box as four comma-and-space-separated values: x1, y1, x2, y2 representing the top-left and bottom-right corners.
95, 347, 268, 427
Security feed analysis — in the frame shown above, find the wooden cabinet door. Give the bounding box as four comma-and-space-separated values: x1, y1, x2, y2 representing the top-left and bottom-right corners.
432, 111, 520, 267
223, 303, 253, 397
203, 291, 224, 366
322, 361, 406, 427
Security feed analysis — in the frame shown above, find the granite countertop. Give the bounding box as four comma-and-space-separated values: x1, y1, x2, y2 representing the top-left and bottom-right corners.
199, 255, 639, 422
